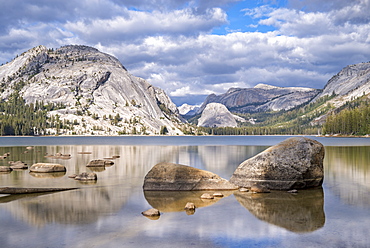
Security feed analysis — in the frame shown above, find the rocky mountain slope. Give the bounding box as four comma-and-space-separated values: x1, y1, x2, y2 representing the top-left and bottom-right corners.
312, 62, 370, 107
0, 45, 184, 135
198, 83, 320, 114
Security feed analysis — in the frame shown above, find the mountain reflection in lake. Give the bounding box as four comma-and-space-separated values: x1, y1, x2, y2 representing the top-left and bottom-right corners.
1, 137, 370, 248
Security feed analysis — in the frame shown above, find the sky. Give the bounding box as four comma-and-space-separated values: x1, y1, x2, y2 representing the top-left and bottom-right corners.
0, 0, 370, 106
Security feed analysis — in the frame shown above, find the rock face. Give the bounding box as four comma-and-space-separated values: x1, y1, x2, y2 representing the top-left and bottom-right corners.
0, 45, 184, 135
197, 103, 244, 127
29, 163, 66, 173
230, 137, 324, 190
143, 162, 238, 191
198, 83, 320, 114
312, 62, 370, 108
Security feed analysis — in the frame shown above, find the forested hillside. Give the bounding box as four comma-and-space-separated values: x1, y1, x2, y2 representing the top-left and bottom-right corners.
323, 96, 370, 136
0, 92, 66, 135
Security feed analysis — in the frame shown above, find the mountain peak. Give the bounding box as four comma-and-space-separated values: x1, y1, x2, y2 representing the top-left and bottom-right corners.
0, 45, 184, 135
198, 103, 238, 127
254, 83, 281, 90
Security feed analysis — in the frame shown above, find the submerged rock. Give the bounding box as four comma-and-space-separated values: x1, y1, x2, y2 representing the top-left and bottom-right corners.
230, 137, 324, 190
143, 162, 238, 191
9, 161, 28, 170
87, 159, 114, 167
29, 163, 66, 173
74, 172, 97, 181
0, 166, 12, 173
213, 192, 224, 197
200, 193, 214, 199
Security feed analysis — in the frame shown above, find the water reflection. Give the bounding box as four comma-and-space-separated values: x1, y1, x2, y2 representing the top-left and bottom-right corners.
0, 144, 367, 230
29, 172, 66, 178
325, 146, 370, 208
234, 188, 325, 233
3, 187, 130, 227
144, 190, 234, 213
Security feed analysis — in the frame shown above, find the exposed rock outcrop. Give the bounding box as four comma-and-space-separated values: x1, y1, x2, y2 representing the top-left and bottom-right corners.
143, 162, 238, 191
197, 102, 244, 127
230, 137, 324, 190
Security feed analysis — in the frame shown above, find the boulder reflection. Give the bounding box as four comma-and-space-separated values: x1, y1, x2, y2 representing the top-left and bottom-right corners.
4, 187, 130, 227
144, 190, 233, 213
234, 188, 325, 233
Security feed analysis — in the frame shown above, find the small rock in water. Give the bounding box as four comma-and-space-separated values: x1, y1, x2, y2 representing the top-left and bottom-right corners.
213, 192, 224, 197
0, 166, 12, 172
184, 202, 196, 210
74, 172, 97, 181
200, 193, 214, 199
68, 174, 77, 178
287, 189, 298, 193
87, 159, 114, 167
239, 188, 249, 192
8, 161, 28, 170
141, 208, 160, 219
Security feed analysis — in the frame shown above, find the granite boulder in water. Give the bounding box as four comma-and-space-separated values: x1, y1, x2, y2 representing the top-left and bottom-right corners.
229, 137, 324, 190
143, 162, 238, 191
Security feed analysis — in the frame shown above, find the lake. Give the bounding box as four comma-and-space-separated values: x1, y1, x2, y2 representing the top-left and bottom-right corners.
0, 136, 370, 248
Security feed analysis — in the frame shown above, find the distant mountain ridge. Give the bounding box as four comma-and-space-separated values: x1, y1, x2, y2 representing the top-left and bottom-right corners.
0, 45, 184, 135
198, 83, 321, 114
194, 61, 370, 129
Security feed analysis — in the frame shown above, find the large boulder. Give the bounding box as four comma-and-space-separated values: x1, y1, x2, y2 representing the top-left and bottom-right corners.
143, 162, 238, 191
29, 163, 66, 173
229, 137, 324, 190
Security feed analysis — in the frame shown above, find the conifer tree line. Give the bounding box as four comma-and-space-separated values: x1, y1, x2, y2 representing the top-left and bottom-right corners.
0, 92, 65, 135
323, 97, 370, 136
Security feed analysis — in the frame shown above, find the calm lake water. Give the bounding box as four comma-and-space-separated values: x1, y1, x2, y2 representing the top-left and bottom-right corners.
0, 136, 370, 248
